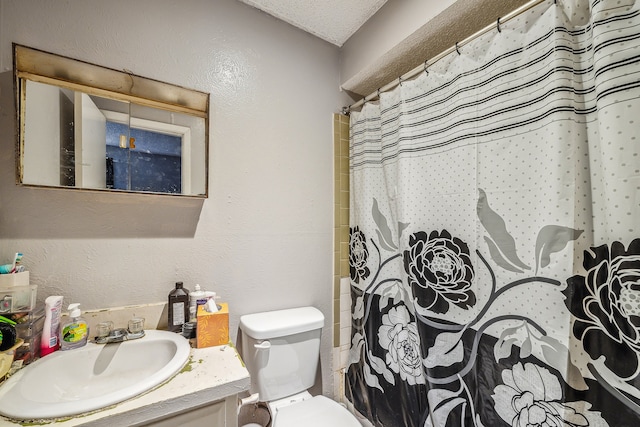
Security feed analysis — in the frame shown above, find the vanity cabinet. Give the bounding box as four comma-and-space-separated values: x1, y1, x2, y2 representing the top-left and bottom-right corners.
108, 344, 249, 427
0, 343, 250, 427
140, 396, 237, 427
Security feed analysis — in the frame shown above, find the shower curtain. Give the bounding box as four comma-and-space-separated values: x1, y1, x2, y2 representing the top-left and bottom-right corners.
345, 0, 640, 426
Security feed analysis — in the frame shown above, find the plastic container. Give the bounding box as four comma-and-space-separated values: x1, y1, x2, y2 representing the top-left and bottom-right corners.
60, 303, 88, 350
13, 307, 45, 339
8, 306, 44, 364
0, 284, 37, 314
7, 305, 45, 324
168, 282, 189, 333
0, 271, 29, 287
188, 284, 206, 322
14, 331, 41, 363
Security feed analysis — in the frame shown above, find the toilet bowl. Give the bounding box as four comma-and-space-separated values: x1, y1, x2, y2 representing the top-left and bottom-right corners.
239, 307, 360, 427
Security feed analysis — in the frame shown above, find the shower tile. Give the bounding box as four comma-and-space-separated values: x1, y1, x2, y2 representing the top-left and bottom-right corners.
340, 277, 351, 295
340, 207, 349, 226
340, 121, 349, 135
340, 306, 351, 326
340, 224, 349, 243
333, 321, 341, 347
339, 190, 349, 207
340, 174, 349, 193
340, 259, 349, 278
340, 292, 351, 314
340, 155, 349, 175
340, 348, 350, 369
333, 113, 350, 348
340, 325, 351, 347
332, 347, 341, 369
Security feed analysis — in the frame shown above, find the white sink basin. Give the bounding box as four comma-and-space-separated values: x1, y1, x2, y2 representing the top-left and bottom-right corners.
0, 329, 190, 420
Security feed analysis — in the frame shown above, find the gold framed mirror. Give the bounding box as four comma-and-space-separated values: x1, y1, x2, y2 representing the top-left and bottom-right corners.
14, 44, 209, 197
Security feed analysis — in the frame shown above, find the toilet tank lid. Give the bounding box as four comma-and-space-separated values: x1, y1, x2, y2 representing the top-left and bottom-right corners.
240, 307, 324, 339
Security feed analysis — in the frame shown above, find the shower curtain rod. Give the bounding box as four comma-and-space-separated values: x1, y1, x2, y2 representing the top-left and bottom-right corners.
343, 0, 548, 114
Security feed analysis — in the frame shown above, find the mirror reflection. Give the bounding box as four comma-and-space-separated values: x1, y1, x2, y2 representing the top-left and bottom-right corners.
15, 45, 209, 197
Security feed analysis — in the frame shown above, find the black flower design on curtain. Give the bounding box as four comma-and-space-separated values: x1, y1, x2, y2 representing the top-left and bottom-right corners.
403, 230, 476, 314
564, 239, 640, 379
350, 226, 371, 283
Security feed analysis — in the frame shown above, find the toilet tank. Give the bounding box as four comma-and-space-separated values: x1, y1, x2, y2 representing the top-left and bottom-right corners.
239, 307, 324, 402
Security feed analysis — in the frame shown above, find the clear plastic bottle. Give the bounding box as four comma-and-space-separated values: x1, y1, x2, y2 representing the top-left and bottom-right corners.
168, 282, 189, 333
60, 303, 88, 350
189, 284, 206, 322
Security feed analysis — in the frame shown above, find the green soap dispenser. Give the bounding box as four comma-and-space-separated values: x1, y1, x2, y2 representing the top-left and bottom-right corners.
60, 303, 89, 350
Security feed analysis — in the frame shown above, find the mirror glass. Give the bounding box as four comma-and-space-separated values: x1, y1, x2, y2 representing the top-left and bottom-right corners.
15, 45, 209, 197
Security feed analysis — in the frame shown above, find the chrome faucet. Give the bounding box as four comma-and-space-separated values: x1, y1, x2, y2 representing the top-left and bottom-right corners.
94, 317, 146, 344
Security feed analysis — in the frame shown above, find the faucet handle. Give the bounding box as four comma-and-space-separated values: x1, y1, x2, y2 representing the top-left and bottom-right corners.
128, 317, 145, 335
95, 321, 114, 338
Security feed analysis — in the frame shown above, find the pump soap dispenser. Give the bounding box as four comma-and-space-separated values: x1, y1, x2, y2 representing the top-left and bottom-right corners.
60, 303, 89, 350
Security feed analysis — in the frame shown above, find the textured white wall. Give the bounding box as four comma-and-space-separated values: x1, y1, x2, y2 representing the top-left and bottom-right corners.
0, 0, 342, 395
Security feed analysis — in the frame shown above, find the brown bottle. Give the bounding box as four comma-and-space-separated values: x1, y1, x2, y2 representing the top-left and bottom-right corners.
168, 282, 189, 333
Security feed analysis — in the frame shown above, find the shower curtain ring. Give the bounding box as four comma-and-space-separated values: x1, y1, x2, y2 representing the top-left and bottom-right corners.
455, 42, 461, 55
497, 17, 502, 33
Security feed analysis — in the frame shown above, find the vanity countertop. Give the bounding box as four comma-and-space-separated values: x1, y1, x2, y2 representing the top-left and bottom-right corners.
0, 342, 251, 426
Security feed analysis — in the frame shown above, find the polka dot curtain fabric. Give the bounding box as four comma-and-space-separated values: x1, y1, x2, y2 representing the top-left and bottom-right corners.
346, 1, 640, 426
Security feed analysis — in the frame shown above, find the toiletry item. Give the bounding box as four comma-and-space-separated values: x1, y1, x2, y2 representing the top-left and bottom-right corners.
0, 264, 11, 274
168, 282, 189, 333
41, 295, 63, 356
188, 284, 206, 322
60, 303, 88, 350
181, 321, 196, 339
9, 253, 23, 274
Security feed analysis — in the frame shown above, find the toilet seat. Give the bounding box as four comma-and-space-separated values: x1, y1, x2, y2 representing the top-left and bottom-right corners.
273, 395, 361, 427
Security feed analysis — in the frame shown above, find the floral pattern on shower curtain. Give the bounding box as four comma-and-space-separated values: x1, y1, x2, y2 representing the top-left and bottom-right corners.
345, 1, 640, 426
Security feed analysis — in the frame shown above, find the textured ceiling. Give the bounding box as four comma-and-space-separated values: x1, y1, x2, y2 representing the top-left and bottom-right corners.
236, 0, 534, 99
237, 0, 388, 47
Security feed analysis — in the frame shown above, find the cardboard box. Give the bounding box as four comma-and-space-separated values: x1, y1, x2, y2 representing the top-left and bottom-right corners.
196, 303, 229, 348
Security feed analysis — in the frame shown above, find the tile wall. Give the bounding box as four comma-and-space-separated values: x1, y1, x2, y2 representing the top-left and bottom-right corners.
332, 113, 351, 401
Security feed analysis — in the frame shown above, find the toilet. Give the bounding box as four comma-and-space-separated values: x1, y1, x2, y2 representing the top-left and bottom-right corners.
239, 306, 361, 427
